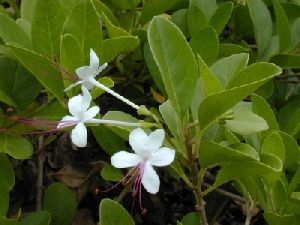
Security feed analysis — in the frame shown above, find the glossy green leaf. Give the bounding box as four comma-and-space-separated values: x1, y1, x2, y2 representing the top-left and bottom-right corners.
190, 0, 217, 20
218, 44, 250, 58
43, 182, 77, 225
92, 0, 119, 26
248, 0, 272, 58
31, 0, 65, 57
214, 154, 282, 187
252, 94, 280, 131
209, 2, 233, 35
0, 217, 18, 225
99, 199, 135, 225
181, 212, 200, 225
92, 125, 125, 155
188, 0, 208, 37
144, 43, 165, 95
19, 211, 51, 225
273, 0, 291, 52
211, 53, 249, 88
199, 142, 259, 169
261, 132, 285, 163
63, 0, 103, 63
102, 36, 139, 62
0, 14, 32, 49
0, 134, 33, 159
101, 13, 130, 38
101, 164, 123, 182
197, 55, 222, 96
0, 185, 9, 216
8, 44, 65, 104
277, 101, 300, 137
148, 16, 198, 115
0, 154, 15, 190
20, 0, 37, 22
190, 27, 219, 65
271, 54, 300, 68
264, 212, 300, 225
225, 107, 269, 135
171, 9, 189, 37
198, 63, 281, 133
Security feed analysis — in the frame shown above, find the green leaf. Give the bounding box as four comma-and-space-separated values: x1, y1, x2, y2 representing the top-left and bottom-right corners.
99, 198, 135, 225
188, 0, 208, 37
279, 132, 300, 172
199, 142, 259, 169
261, 132, 285, 163
197, 55, 222, 96
0, 134, 33, 159
264, 212, 300, 225
252, 94, 280, 131
198, 63, 281, 133
181, 212, 200, 225
92, 125, 125, 155
43, 182, 77, 225
31, 0, 65, 57
190, 0, 217, 20
20, 0, 37, 22
214, 154, 282, 187
273, 0, 291, 52
102, 111, 139, 139
63, 0, 103, 63
277, 101, 300, 137
0, 217, 17, 225
171, 9, 189, 37
271, 54, 300, 68
144, 43, 165, 95
8, 44, 65, 104
0, 185, 9, 216
190, 27, 219, 65
248, 0, 273, 58
225, 107, 269, 135
0, 14, 32, 49
92, 0, 119, 26
209, 2, 234, 35
211, 53, 249, 88
148, 16, 198, 115
102, 36, 140, 62
0, 154, 15, 190
101, 13, 130, 38
19, 211, 51, 225
218, 44, 250, 58
101, 164, 123, 182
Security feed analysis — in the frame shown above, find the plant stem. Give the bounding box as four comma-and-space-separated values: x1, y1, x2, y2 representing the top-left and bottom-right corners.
245, 200, 255, 225
88, 119, 141, 127
36, 136, 45, 210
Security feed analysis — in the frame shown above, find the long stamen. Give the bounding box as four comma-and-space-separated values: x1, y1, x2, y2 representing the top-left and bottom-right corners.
87, 119, 141, 127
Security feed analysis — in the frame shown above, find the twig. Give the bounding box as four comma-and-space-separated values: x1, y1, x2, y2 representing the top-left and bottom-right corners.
36, 136, 45, 210
202, 183, 245, 203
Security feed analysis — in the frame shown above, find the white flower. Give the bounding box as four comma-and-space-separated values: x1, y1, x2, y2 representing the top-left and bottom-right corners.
65, 49, 108, 91
57, 86, 100, 147
111, 128, 175, 194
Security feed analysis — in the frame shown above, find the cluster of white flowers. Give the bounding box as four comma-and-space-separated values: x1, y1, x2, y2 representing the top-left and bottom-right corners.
57, 49, 175, 194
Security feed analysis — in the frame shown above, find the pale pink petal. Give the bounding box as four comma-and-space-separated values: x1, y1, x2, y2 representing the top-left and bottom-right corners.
57, 115, 77, 129
141, 162, 160, 194
149, 147, 175, 167
146, 129, 165, 152
71, 122, 87, 147
111, 151, 142, 168
129, 128, 148, 154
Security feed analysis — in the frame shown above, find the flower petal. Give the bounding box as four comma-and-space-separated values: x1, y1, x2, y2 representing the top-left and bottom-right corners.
64, 80, 83, 92
146, 129, 165, 151
83, 106, 100, 121
89, 49, 99, 68
141, 162, 160, 194
129, 128, 148, 154
68, 95, 83, 117
111, 151, 142, 168
149, 147, 175, 167
71, 122, 87, 147
57, 115, 77, 129
81, 86, 91, 111
82, 80, 95, 90
76, 66, 94, 80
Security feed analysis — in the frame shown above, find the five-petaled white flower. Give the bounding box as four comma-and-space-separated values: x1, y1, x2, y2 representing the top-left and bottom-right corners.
57, 86, 100, 147
65, 49, 108, 91
111, 128, 175, 194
